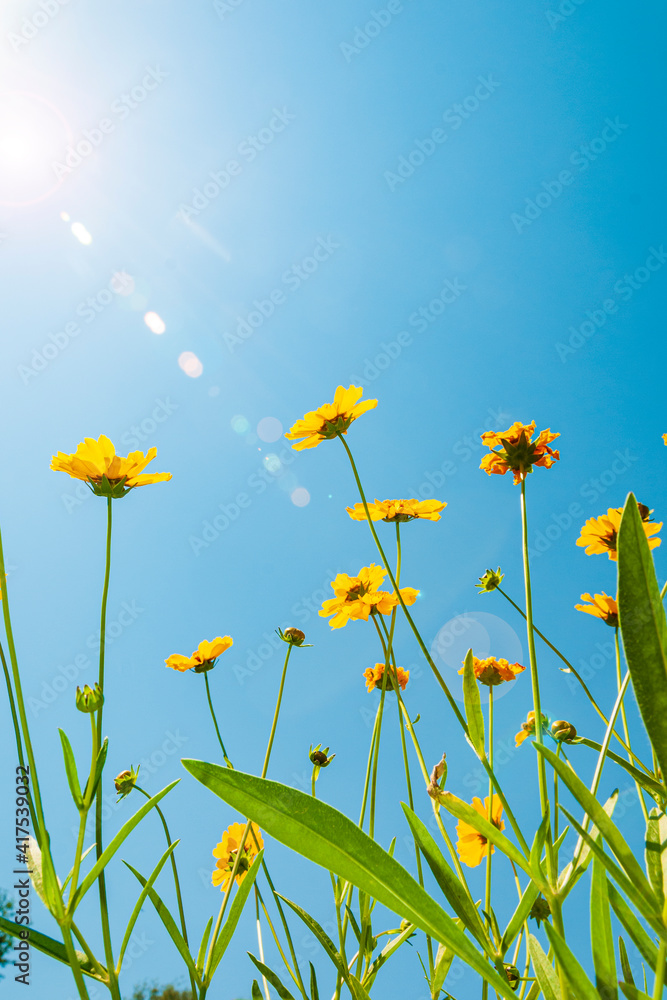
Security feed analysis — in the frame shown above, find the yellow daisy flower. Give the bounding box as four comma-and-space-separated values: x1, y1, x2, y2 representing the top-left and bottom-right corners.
576, 506, 661, 561
285, 385, 377, 451
515, 711, 549, 748
575, 592, 618, 627
364, 663, 410, 692
458, 655, 525, 687
212, 822, 263, 892
346, 498, 447, 523
480, 421, 560, 485
456, 795, 504, 868
165, 636, 233, 673
318, 565, 419, 629
51, 435, 171, 497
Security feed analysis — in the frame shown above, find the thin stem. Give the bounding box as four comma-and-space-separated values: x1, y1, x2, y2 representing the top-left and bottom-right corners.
485, 688, 494, 929
615, 629, 649, 822
654, 939, 667, 1000
61, 924, 91, 1000
261, 645, 292, 779
255, 886, 271, 1000
204, 671, 233, 767
68, 715, 99, 909
338, 434, 529, 855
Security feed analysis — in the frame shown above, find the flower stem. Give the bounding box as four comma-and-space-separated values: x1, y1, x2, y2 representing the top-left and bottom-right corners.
261, 644, 292, 779
204, 671, 233, 767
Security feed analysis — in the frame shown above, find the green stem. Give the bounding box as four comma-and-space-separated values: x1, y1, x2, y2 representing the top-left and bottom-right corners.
615, 629, 650, 822
94, 497, 119, 1000
485, 687, 494, 927
68, 715, 99, 909
204, 671, 233, 767
261, 644, 292, 779
654, 940, 667, 1000
61, 923, 91, 1000
338, 433, 529, 855
254, 886, 271, 1000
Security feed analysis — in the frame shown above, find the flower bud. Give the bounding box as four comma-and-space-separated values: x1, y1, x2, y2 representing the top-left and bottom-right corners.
114, 766, 140, 800
277, 627, 312, 647
76, 683, 104, 714
504, 964, 521, 991
529, 896, 551, 926
551, 720, 577, 742
428, 753, 447, 801
476, 567, 504, 593
309, 744, 335, 767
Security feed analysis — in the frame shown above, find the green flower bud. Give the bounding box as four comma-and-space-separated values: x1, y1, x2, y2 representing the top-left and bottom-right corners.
476, 567, 504, 593
114, 766, 140, 800
76, 683, 104, 714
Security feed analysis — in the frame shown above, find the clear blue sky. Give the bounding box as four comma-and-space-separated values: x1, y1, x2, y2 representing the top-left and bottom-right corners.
1, 1, 666, 997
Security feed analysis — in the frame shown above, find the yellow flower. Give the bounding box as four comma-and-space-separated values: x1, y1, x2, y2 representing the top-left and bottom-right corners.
456, 795, 504, 868
212, 822, 263, 892
51, 435, 171, 497
458, 655, 525, 687
663, 434, 667, 446
318, 564, 419, 629
285, 385, 377, 451
576, 506, 661, 560
575, 592, 618, 627
364, 663, 410, 692
346, 498, 446, 523
165, 636, 233, 673
515, 711, 549, 748
480, 421, 560, 485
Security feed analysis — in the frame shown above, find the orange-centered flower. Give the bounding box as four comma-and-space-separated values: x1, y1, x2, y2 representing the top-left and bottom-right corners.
51, 435, 172, 498
212, 822, 263, 892
456, 796, 504, 868
459, 655, 525, 687
480, 421, 560, 485
319, 565, 419, 629
346, 498, 447, 523
165, 636, 233, 673
575, 592, 618, 627
576, 506, 662, 561
285, 385, 377, 451
364, 663, 410, 693
515, 711, 549, 748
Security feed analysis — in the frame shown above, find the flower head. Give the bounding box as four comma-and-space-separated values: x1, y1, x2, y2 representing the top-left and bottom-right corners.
276, 627, 312, 647
165, 636, 233, 673
285, 385, 377, 451
309, 744, 336, 767
364, 662, 410, 693
515, 711, 549, 748
575, 592, 618, 627
663, 434, 667, 446
114, 766, 140, 800
346, 498, 446, 523
76, 683, 104, 713
480, 421, 560, 485
212, 822, 263, 892
476, 567, 504, 594
576, 506, 662, 561
51, 435, 171, 498
319, 565, 418, 629
551, 720, 577, 742
456, 795, 504, 868
459, 655, 525, 687
529, 897, 551, 926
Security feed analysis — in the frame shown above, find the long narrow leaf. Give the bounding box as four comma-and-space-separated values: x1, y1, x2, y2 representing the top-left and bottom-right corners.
646, 809, 667, 909
59, 729, 83, 809
620, 985, 651, 1000
182, 759, 519, 1000
591, 856, 617, 1000
528, 933, 561, 1000
608, 883, 660, 973
500, 879, 541, 957
619, 936, 636, 986
71, 779, 179, 910
438, 792, 532, 876
208, 851, 263, 977
544, 923, 600, 1000
277, 893, 352, 986
577, 739, 664, 800
0, 915, 105, 980
196, 915, 213, 977
117, 841, 179, 973
248, 953, 297, 1000
462, 648, 485, 756
558, 791, 617, 895
618, 494, 667, 780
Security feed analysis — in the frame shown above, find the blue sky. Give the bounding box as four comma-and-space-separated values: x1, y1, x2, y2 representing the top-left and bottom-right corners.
1, 1, 666, 997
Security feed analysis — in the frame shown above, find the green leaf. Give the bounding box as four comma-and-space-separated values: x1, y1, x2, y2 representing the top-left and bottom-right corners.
558, 791, 617, 895
401, 804, 490, 951
608, 883, 659, 972
544, 923, 600, 1000
0, 915, 105, 980
591, 856, 617, 1000
619, 984, 652, 1000
86, 737, 108, 803
462, 648, 485, 756
63, 844, 96, 894
619, 936, 635, 987
182, 759, 519, 1000
363, 921, 415, 987
59, 729, 83, 809
528, 933, 561, 1000
535, 744, 659, 914
248, 954, 297, 1000
196, 915, 213, 977
438, 792, 532, 877
309, 962, 320, 1000
117, 840, 179, 973
577, 739, 664, 800
618, 493, 667, 780
277, 894, 352, 986
208, 851, 263, 977
500, 879, 541, 957
529, 805, 550, 882
646, 809, 667, 909
124, 859, 201, 987
252, 981, 263, 1000
71, 779, 178, 910
431, 928, 462, 997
